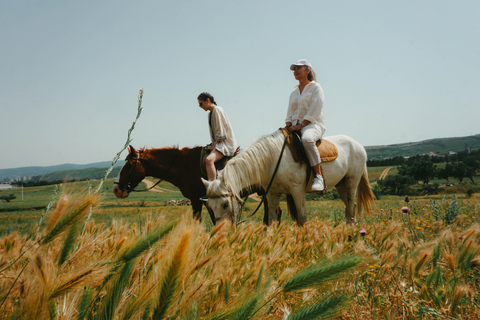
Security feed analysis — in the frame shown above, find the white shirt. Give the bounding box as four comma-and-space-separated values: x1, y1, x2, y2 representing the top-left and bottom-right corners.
285, 81, 325, 130
209, 106, 237, 157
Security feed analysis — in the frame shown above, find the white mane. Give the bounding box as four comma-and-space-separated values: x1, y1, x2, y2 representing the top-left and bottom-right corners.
211, 130, 284, 197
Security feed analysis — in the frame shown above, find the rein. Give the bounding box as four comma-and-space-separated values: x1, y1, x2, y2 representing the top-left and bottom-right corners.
236, 131, 292, 225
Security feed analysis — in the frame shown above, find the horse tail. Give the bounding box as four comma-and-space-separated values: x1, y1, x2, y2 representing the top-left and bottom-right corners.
356, 166, 376, 215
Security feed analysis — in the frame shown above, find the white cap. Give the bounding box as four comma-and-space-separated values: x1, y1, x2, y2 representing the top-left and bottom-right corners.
290, 59, 312, 70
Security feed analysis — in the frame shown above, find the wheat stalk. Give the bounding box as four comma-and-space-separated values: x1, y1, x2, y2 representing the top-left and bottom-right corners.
283, 256, 362, 293
286, 294, 347, 320
41, 193, 99, 244
151, 229, 191, 319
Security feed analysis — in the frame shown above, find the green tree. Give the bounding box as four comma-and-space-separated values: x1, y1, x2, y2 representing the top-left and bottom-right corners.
0, 194, 16, 202
377, 174, 416, 195
398, 159, 437, 184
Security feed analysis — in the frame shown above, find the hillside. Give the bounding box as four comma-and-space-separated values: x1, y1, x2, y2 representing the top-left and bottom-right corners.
2, 133, 480, 182
365, 134, 480, 160
0, 161, 123, 181
39, 166, 122, 182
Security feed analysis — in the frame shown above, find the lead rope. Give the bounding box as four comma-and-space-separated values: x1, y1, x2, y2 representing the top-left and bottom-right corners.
236, 131, 292, 225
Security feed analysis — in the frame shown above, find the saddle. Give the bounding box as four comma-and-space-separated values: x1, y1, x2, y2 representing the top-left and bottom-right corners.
200, 146, 240, 178
280, 127, 338, 164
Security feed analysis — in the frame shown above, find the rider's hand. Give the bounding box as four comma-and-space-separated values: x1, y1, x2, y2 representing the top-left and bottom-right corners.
288, 125, 301, 131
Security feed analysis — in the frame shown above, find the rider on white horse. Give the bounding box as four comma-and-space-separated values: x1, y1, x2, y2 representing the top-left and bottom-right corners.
285, 59, 326, 192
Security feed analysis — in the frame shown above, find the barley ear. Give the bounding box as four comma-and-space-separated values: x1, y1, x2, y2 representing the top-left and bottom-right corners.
41, 194, 99, 244
120, 284, 155, 320
76, 286, 91, 320
231, 294, 261, 320
120, 218, 179, 262
151, 230, 190, 319
432, 240, 442, 267
58, 221, 80, 266
283, 256, 362, 293
99, 260, 136, 320
287, 294, 348, 320
184, 302, 198, 320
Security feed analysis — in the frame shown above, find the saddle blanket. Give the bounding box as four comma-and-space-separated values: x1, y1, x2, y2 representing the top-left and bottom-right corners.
281, 128, 338, 163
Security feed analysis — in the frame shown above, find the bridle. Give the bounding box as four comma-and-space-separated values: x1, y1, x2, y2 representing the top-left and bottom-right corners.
114, 151, 180, 193
209, 131, 292, 225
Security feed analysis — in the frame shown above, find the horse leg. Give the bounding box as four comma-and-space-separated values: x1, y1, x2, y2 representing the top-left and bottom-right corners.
290, 189, 307, 226
191, 200, 204, 221
266, 193, 281, 226
286, 194, 297, 223
261, 194, 282, 225
335, 178, 357, 224
262, 197, 270, 225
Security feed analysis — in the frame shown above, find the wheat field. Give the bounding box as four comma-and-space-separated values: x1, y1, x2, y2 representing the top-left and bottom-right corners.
1, 188, 480, 319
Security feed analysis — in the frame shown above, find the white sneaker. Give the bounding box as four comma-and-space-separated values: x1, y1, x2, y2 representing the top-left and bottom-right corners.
311, 174, 325, 192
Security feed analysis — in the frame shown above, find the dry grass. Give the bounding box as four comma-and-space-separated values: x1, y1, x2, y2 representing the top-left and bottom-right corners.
1, 191, 480, 319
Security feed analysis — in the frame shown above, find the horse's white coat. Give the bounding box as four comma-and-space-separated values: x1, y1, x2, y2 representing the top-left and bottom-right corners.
203, 130, 373, 225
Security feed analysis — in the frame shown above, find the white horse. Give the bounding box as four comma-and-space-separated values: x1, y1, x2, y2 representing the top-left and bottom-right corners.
202, 129, 375, 226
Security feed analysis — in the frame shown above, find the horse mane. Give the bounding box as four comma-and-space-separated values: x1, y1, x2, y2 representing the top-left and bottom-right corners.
213, 130, 284, 197
137, 146, 186, 160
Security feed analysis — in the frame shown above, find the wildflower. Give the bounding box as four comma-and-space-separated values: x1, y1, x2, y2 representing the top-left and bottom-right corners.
459, 235, 465, 240
401, 206, 409, 214
405, 195, 410, 203
416, 227, 423, 230
359, 229, 367, 236
348, 234, 353, 241
351, 217, 355, 223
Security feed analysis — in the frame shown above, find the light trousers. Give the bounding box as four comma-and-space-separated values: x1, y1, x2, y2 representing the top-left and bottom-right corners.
300, 123, 325, 167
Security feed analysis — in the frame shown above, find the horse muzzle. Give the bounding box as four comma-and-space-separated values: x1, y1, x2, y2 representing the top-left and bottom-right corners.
113, 185, 129, 199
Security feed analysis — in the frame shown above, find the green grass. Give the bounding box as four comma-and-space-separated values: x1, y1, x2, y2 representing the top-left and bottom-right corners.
1, 173, 479, 237
0, 178, 206, 236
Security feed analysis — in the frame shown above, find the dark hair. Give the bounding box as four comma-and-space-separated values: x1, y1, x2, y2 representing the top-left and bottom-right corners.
197, 92, 217, 105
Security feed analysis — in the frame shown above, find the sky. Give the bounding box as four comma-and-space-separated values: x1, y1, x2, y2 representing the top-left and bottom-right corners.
1, 0, 479, 169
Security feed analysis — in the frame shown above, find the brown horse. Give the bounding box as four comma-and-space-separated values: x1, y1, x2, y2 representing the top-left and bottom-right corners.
112, 145, 277, 225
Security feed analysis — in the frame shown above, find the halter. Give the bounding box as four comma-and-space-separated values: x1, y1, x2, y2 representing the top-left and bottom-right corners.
114, 150, 180, 193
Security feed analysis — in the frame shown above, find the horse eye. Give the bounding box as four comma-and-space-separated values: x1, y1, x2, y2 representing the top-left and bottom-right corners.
222, 202, 229, 209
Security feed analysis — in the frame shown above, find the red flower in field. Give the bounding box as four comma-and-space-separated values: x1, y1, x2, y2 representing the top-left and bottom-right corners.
351, 217, 355, 223
401, 206, 409, 214
404, 195, 410, 203
348, 234, 353, 241
359, 229, 367, 236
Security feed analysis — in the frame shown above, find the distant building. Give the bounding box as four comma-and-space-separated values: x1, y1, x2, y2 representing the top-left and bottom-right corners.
0, 184, 14, 190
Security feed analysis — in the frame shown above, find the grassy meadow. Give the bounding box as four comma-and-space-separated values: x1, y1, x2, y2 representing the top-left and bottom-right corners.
1, 176, 480, 319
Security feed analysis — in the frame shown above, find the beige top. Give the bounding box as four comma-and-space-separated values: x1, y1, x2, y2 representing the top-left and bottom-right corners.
285, 81, 326, 130
209, 106, 237, 157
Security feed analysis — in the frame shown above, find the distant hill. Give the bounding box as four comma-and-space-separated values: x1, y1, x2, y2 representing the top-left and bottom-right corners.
39, 166, 122, 182
2, 134, 480, 181
365, 134, 480, 160
0, 161, 123, 181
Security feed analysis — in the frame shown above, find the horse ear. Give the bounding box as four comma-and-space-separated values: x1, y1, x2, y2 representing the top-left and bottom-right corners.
201, 178, 212, 189
128, 145, 138, 157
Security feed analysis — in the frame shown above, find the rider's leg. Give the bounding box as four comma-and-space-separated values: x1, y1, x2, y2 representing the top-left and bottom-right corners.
205, 149, 225, 181
301, 126, 325, 191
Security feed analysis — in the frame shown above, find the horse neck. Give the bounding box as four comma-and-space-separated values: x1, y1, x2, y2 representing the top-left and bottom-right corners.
222, 131, 282, 196
140, 148, 182, 179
